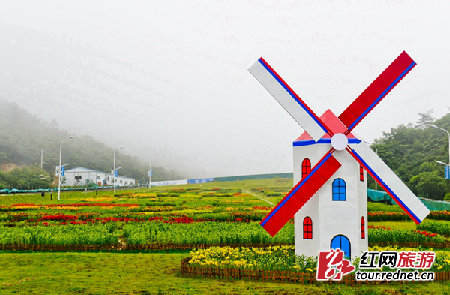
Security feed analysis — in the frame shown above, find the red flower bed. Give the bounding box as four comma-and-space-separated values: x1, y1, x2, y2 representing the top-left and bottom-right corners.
414, 230, 438, 237
368, 225, 439, 238
46, 203, 139, 207
171, 188, 185, 192
428, 211, 450, 221
8, 213, 263, 226
70, 220, 87, 225
11, 202, 139, 207
39, 214, 78, 221
94, 217, 147, 223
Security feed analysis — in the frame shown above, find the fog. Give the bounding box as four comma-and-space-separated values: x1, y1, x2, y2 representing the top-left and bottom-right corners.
1, 1, 449, 178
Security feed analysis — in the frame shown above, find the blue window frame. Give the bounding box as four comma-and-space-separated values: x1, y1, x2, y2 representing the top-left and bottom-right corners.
331, 235, 351, 259
332, 178, 346, 201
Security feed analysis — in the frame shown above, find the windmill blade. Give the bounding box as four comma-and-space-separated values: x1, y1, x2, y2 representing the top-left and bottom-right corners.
339, 51, 416, 132
347, 143, 430, 224
249, 58, 332, 141
261, 149, 341, 236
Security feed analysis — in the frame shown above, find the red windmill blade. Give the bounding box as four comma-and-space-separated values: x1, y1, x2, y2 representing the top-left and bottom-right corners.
339, 51, 416, 133
248, 52, 429, 237
260, 149, 341, 237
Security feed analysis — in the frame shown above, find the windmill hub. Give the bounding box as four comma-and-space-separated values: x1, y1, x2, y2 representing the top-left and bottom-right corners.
331, 133, 348, 151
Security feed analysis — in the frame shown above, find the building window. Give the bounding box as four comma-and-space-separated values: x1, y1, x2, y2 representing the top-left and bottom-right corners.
303, 217, 312, 239
331, 235, 351, 259
97, 176, 100, 179
302, 158, 311, 179
361, 216, 365, 239
332, 178, 346, 201
75, 176, 82, 180
360, 165, 364, 182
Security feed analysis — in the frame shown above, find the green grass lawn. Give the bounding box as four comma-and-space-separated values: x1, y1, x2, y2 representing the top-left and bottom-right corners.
0, 252, 448, 295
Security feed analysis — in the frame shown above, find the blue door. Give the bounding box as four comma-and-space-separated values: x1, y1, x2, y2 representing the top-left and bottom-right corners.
331, 235, 350, 259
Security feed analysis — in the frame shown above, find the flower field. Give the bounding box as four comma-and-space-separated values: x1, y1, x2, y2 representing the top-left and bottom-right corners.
1, 178, 450, 294
0, 223, 119, 245
189, 245, 317, 272
123, 222, 294, 245
417, 220, 450, 236
1, 178, 450, 284
367, 225, 446, 243
188, 245, 450, 273
0, 181, 449, 249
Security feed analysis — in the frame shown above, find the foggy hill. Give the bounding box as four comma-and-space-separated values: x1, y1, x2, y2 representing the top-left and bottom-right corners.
0, 100, 183, 183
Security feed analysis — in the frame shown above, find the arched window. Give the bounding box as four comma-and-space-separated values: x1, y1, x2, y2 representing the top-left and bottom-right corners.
302, 158, 311, 179
332, 178, 346, 201
303, 217, 312, 239
331, 235, 351, 259
360, 165, 364, 182
361, 216, 365, 239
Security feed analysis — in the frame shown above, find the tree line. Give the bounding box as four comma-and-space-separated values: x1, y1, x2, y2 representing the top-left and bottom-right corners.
370, 110, 450, 200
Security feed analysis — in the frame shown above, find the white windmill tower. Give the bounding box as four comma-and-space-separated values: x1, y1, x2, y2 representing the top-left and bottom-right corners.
248, 52, 430, 259
292, 110, 367, 259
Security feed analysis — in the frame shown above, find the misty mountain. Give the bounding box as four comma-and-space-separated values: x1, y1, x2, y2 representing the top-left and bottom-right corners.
0, 100, 183, 183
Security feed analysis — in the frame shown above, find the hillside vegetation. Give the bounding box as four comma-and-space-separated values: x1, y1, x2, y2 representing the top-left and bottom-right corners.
0, 100, 182, 188
372, 111, 450, 200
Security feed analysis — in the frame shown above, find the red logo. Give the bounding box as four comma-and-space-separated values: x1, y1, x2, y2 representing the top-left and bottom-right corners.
316, 249, 355, 281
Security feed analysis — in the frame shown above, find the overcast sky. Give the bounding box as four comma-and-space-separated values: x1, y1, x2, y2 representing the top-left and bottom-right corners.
1, 1, 449, 178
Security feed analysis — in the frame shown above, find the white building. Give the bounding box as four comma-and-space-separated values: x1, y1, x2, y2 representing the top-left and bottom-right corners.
63, 167, 136, 187
116, 176, 136, 187
293, 110, 368, 260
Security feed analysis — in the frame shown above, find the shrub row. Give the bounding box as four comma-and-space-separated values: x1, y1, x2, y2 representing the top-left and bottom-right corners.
417, 220, 450, 236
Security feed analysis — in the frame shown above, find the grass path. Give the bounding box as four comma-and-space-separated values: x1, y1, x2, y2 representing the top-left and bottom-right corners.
0, 252, 448, 294
242, 189, 274, 206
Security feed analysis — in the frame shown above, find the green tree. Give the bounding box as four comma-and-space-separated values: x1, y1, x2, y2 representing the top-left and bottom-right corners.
0, 164, 52, 189
410, 170, 446, 200
372, 111, 450, 198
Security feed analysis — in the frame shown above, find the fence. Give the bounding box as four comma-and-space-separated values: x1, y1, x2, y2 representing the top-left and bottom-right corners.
180, 257, 450, 284
367, 188, 450, 211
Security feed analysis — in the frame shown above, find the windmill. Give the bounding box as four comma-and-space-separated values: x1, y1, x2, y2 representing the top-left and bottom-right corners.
248, 51, 430, 259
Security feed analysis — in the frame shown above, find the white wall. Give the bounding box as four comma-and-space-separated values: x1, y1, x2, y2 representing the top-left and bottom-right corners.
294, 141, 368, 260
63, 167, 135, 187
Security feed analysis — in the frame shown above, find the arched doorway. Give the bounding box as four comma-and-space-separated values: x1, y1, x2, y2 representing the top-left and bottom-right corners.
331, 235, 351, 259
